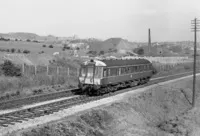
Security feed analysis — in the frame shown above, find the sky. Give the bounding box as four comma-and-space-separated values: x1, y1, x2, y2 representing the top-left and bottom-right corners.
0, 0, 200, 42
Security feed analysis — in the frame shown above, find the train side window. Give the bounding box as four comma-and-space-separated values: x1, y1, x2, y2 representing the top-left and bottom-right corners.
110, 68, 117, 76
121, 67, 125, 74
144, 65, 146, 71
119, 68, 121, 75
103, 69, 107, 77
108, 69, 111, 76
128, 67, 131, 73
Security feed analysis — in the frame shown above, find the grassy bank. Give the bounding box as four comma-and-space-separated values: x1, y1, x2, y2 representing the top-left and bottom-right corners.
9, 76, 200, 136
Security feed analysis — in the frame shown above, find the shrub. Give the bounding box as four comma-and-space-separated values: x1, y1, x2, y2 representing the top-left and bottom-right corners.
42, 44, 46, 47
49, 45, 54, 48
39, 51, 44, 54
6, 49, 10, 52
1, 60, 21, 77
23, 50, 30, 54
33, 40, 39, 43
137, 48, 144, 55
99, 51, 104, 55
26, 39, 31, 42
17, 49, 21, 53
11, 48, 16, 53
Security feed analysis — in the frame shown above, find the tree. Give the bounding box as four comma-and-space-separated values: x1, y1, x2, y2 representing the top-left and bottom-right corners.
17, 49, 21, 53
11, 48, 16, 53
23, 50, 30, 54
26, 39, 31, 42
137, 48, 144, 55
49, 45, 54, 48
99, 50, 104, 55
1, 60, 21, 77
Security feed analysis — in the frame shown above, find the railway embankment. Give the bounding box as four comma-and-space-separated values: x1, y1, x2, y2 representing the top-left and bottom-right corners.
6, 76, 200, 136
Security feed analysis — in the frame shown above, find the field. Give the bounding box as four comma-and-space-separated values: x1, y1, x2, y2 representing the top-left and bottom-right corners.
0, 41, 62, 55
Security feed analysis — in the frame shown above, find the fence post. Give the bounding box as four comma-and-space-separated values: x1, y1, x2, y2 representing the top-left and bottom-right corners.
57, 67, 59, 75
22, 63, 25, 74
77, 68, 79, 77
68, 68, 70, 76
46, 65, 49, 75
34, 65, 37, 75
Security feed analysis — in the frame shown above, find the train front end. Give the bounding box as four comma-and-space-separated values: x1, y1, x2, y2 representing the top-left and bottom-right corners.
78, 59, 105, 95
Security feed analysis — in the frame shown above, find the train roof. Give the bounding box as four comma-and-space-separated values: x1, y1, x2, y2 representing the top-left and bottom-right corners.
101, 58, 151, 67
83, 58, 151, 67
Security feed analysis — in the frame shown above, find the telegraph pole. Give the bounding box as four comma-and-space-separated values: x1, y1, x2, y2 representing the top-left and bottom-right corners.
148, 28, 151, 55
191, 18, 200, 107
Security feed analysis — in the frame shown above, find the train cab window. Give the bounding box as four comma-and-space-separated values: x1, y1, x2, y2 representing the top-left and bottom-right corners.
95, 67, 103, 78
80, 67, 86, 77
87, 66, 94, 78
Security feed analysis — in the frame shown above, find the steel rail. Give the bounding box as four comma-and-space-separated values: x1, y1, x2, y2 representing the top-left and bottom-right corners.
0, 70, 199, 127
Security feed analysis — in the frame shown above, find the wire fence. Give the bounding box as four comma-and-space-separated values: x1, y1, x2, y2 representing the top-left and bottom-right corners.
19, 64, 79, 77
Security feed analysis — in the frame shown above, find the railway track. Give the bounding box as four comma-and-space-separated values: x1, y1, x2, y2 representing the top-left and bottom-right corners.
0, 70, 196, 110
0, 70, 199, 128
0, 88, 79, 110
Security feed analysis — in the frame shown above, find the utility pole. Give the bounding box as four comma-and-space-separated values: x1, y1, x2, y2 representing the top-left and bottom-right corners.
148, 28, 151, 56
191, 18, 200, 107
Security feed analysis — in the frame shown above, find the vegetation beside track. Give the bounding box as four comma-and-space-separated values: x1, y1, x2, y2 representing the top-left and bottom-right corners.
10, 74, 200, 136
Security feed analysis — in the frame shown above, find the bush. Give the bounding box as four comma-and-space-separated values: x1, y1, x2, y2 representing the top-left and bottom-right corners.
11, 48, 16, 53
17, 49, 21, 53
39, 51, 44, 54
137, 48, 144, 55
1, 60, 21, 77
6, 49, 10, 52
26, 39, 31, 42
23, 50, 30, 54
42, 44, 46, 47
49, 45, 54, 48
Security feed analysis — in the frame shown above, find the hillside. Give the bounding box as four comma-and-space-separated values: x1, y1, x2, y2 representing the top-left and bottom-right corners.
89, 38, 138, 54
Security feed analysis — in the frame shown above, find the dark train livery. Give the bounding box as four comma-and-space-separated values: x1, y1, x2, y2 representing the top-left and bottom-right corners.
78, 58, 155, 95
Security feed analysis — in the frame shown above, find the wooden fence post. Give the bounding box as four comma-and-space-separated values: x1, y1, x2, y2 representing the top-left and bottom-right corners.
77, 68, 79, 77
68, 68, 70, 76
34, 65, 37, 75
46, 65, 49, 75
22, 63, 25, 74
57, 67, 59, 75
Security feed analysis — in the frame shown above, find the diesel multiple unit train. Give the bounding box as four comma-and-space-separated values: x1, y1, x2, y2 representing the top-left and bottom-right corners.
78, 58, 156, 95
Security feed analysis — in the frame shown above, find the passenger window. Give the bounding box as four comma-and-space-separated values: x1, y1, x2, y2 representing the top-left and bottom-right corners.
103, 69, 107, 77
81, 67, 86, 77
119, 68, 121, 75
108, 69, 111, 76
